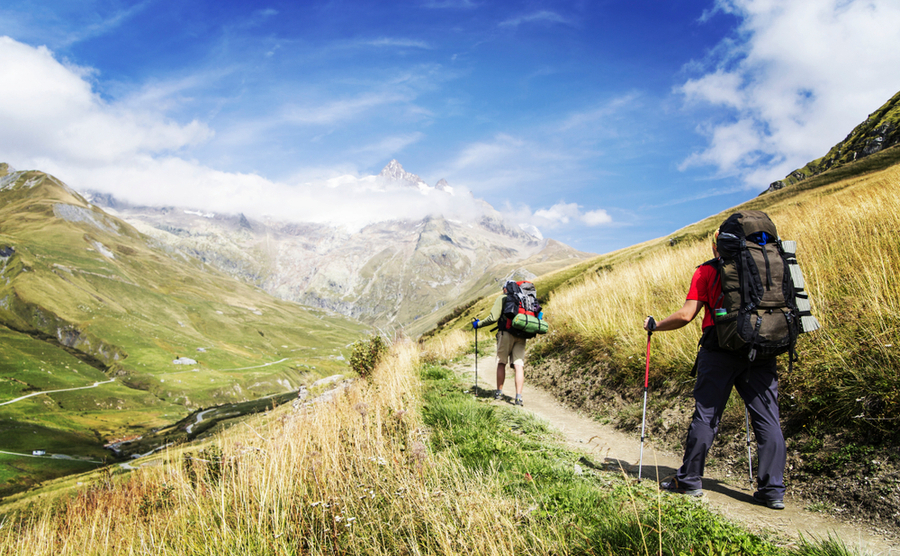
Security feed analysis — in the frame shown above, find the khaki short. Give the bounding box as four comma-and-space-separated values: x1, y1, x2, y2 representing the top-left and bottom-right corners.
496, 331, 526, 366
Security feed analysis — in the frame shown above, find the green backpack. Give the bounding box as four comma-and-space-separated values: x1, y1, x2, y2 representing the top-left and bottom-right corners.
499, 281, 548, 339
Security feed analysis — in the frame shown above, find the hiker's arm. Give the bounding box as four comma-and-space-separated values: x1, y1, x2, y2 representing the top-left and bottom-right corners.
644, 299, 703, 332
478, 296, 505, 328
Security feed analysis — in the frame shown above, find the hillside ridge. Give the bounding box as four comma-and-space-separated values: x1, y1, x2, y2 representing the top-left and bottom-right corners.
764, 88, 900, 193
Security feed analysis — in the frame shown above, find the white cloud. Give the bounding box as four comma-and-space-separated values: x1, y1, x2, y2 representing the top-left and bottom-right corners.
512, 201, 613, 229
679, 0, 900, 186
0, 37, 494, 231
534, 202, 581, 225
0, 37, 211, 166
582, 209, 613, 226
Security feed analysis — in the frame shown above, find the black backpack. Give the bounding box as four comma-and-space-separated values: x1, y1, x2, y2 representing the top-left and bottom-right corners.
498, 281, 548, 339
708, 211, 818, 362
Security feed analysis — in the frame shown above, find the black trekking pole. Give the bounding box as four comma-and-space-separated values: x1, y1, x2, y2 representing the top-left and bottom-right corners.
638, 316, 656, 482
472, 318, 479, 397
745, 405, 753, 484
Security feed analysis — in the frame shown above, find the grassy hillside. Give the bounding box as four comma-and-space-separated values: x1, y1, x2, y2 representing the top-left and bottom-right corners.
0, 168, 367, 495
423, 143, 900, 531
527, 146, 899, 528
0, 340, 857, 555
770, 89, 900, 190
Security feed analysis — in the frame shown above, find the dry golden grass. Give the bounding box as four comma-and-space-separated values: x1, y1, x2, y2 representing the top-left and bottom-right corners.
0, 341, 539, 556
546, 163, 900, 424
419, 328, 471, 364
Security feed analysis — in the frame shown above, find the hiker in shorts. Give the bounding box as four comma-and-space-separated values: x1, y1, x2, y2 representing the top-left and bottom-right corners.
472, 281, 527, 406
643, 228, 787, 510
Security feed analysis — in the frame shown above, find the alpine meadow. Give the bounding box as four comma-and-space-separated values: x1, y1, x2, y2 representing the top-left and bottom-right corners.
2, 89, 900, 556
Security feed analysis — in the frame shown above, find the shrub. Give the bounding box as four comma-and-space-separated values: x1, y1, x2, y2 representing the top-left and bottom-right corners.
349, 334, 388, 379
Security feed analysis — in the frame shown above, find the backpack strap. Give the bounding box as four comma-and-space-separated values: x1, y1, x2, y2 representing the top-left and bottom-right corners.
699, 258, 725, 316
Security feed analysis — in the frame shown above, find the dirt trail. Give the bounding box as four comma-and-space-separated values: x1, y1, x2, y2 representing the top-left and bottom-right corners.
455, 355, 898, 555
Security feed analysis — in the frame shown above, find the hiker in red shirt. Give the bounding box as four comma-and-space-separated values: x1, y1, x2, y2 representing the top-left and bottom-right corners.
643, 229, 787, 510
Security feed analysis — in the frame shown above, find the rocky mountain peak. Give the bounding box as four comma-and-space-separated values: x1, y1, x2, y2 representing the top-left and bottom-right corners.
379, 159, 428, 189
435, 178, 453, 194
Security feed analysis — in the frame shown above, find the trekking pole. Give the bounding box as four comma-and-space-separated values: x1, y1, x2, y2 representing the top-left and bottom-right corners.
745, 405, 753, 484
472, 318, 479, 396
638, 316, 656, 482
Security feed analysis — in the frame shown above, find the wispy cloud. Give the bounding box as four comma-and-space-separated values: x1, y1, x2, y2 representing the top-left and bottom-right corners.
420, 0, 477, 8
353, 133, 426, 159
499, 10, 572, 28
557, 93, 641, 132
366, 38, 432, 49
54, 0, 154, 48
281, 91, 415, 126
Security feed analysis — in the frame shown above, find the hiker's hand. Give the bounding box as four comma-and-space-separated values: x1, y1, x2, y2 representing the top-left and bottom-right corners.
472, 318, 480, 329
644, 316, 657, 332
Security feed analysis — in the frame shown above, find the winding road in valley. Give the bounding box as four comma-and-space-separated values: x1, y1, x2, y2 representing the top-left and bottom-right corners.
455, 355, 898, 555
0, 379, 116, 406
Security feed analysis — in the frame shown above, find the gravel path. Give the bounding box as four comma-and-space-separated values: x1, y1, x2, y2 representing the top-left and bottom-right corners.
455, 354, 898, 555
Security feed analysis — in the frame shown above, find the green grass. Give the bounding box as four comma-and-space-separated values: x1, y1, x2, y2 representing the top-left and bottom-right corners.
420, 361, 860, 556
0, 173, 369, 494
0, 341, 865, 556
0, 453, 100, 493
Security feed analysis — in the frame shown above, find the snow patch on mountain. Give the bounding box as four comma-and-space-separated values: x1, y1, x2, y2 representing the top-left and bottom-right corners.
519, 223, 543, 240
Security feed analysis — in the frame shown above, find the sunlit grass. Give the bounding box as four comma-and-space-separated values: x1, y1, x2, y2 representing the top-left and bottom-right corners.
0, 340, 868, 555
0, 342, 527, 555
544, 163, 900, 437
419, 328, 470, 364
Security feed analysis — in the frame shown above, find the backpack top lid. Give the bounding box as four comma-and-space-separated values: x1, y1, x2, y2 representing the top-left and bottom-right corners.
717, 210, 779, 257
718, 210, 778, 240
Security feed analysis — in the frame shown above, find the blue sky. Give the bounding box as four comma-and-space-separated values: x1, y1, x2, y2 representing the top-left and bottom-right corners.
2, 0, 900, 254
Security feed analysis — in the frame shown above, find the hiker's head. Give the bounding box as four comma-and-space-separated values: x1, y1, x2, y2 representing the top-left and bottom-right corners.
712, 229, 720, 258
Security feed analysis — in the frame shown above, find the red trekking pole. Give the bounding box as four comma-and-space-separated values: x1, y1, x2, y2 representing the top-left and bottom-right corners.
638, 316, 656, 481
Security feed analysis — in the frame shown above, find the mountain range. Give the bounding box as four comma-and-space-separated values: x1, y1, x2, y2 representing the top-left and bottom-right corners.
85, 160, 595, 333
0, 164, 369, 493
0, 159, 592, 494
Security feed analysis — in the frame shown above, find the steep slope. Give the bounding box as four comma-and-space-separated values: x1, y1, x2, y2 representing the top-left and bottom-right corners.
88, 161, 595, 331
764, 88, 900, 193
0, 164, 366, 494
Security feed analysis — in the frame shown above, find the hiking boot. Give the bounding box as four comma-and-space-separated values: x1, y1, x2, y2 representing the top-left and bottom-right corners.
494, 389, 503, 400
752, 492, 785, 510
659, 478, 702, 497
514, 395, 523, 406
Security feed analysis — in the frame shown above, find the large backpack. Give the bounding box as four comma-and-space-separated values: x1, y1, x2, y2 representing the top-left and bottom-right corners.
709, 211, 819, 362
499, 281, 548, 339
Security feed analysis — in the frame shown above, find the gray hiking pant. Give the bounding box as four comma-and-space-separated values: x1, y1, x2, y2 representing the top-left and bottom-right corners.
675, 348, 786, 500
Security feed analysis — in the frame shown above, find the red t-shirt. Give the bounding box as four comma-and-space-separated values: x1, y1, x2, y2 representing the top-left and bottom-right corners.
686, 263, 722, 329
